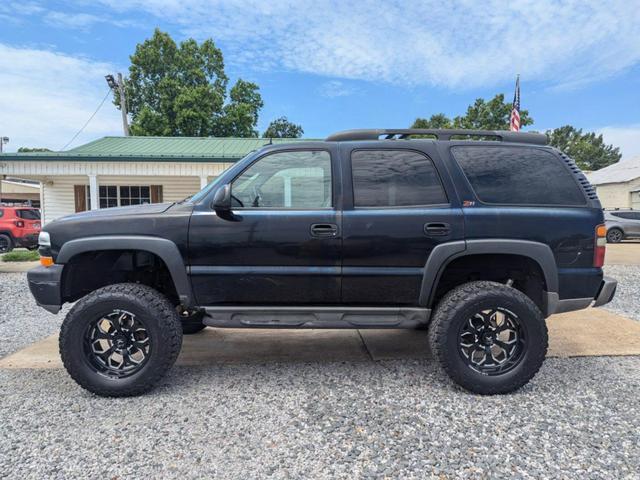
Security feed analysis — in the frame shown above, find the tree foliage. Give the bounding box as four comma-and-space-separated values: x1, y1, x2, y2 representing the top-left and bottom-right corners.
547, 126, 621, 171
411, 94, 532, 131
120, 29, 264, 137
17, 147, 52, 152
262, 116, 304, 138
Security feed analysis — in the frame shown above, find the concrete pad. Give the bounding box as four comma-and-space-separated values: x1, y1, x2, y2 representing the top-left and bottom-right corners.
605, 242, 640, 265
0, 329, 368, 369
0, 260, 39, 273
1, 308, 639, 370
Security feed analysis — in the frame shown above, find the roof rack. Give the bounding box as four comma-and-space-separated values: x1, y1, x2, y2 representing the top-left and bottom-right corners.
325, 129, 548, 145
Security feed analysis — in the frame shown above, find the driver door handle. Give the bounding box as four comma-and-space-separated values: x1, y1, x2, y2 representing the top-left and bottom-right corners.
310, 223, 339, 238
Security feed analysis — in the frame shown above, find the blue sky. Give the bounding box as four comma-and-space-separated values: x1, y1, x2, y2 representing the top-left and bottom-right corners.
1, 0, 639, 158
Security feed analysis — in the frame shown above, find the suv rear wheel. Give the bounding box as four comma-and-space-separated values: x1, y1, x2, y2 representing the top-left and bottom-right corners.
428, 281, 548, 395
59, 283, 183, 397
0, 234, 13, 253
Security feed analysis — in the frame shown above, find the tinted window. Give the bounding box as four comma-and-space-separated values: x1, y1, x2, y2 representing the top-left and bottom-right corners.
232, 150, 332, 208
0, 209, 3, 218
612, 212, 640, 220
351, 150, 447, 207
452, 146, 586, 206
16, 209, 40, 220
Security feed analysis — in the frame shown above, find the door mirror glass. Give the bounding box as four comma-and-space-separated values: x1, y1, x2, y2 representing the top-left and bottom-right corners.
212, 184, 232, 212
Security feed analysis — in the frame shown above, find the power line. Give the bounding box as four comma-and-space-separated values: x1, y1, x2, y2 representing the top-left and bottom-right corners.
60, 88, 112, 151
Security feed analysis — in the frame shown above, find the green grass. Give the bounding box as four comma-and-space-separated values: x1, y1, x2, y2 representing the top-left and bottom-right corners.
2, 249, 40, 262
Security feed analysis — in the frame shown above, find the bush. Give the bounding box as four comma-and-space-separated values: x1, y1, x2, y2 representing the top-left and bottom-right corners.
2, 250, 40, 262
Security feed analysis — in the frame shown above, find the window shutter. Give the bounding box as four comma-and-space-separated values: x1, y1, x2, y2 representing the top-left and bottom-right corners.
150, 185, 163, 203
74, 185, 87, 212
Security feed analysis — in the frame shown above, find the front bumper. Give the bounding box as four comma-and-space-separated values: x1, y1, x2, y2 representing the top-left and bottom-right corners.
593, 276, 617, 307
27, 265, 63, 314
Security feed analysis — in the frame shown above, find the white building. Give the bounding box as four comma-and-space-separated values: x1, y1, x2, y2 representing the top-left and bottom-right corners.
587, 156, 640, 210
0, 136, 298, 224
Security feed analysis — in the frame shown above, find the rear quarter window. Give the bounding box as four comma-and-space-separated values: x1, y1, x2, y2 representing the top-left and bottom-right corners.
16, 209, 41, 220
451, 146, 586, 206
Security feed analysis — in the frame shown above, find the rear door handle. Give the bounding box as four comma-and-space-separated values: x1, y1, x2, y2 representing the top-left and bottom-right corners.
310, 223, 338, 238
424, 222, 451, 236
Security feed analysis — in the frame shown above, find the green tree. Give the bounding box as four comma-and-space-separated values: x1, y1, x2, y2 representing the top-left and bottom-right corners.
411, 113, 452, 129
547, 126, 621, 170
453, 94, 533, 130
411, 94, 532, 132
17, 147, 52, 152
262, 116, 304, 138
214, 80, 264, 137
120, 29, 263, 137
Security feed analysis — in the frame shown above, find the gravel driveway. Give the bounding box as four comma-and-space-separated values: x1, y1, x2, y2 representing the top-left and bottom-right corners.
1, 271, 639, 479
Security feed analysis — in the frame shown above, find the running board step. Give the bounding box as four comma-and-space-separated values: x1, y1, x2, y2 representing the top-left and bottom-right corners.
202, 307, 431, 329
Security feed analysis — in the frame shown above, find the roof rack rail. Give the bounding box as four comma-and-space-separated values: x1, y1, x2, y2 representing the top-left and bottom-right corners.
325, 129, 548, 145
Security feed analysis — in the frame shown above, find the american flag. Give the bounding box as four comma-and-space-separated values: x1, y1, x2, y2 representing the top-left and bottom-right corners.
510, 75, 521, 132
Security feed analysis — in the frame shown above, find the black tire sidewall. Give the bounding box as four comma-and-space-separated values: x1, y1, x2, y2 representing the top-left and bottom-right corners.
435, 285, 547, 394
61, 289, 180, 395
0, 234, 13, 253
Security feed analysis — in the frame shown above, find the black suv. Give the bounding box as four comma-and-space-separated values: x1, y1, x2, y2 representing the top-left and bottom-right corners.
27, 129, 617, 397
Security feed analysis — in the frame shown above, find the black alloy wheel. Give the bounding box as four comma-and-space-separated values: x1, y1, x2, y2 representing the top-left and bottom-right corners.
458, 308, 525, 376
84, 309, 151, 378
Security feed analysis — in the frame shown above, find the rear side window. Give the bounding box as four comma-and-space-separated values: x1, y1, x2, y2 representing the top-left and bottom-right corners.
452, 146, 586, 206
612, 212, 640, 220
351, 150, 447, 207
16, 209, 41, 220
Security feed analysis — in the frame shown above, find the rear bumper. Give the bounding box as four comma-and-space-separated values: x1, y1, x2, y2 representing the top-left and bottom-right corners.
593, 276, 617, 307
15, 233, 39, 248
545, 276, 617, 316
27, 265, 63, 314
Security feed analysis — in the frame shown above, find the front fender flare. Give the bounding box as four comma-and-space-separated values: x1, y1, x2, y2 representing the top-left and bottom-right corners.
57, 235, 194, 307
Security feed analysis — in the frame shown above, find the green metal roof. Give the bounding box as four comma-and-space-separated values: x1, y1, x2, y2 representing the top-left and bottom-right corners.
0, 136, 312, 162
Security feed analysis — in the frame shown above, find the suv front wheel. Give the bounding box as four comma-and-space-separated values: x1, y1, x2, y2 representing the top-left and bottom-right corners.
428, 281, 548, 395
59, 283, 183, 397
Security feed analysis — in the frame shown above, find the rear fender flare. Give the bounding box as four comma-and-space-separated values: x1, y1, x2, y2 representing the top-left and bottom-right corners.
420, 239, 558, 308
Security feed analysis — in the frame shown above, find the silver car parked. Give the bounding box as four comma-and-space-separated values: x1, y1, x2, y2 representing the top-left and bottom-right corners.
604, 210, 640, 243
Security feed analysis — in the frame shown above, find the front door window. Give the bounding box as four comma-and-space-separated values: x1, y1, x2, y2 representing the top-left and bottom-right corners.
231, 151, 332, 209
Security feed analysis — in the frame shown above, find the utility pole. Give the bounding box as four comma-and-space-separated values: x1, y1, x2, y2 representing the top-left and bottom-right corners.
105, 74, 130, 136
0, 136, 8, 153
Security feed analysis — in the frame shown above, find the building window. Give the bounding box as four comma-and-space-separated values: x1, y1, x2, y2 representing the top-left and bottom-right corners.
80, 185, 155, 210
119, 186, 151, 206
99, 186, 118, 208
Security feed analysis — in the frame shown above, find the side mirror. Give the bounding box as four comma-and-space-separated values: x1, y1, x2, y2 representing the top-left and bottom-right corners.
212, 184, 232, 212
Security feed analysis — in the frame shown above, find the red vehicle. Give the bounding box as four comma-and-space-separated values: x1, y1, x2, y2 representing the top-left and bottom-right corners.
0, 206, 41, 253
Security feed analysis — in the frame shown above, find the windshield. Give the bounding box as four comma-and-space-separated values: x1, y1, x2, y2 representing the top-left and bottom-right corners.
188, 151, 256, 204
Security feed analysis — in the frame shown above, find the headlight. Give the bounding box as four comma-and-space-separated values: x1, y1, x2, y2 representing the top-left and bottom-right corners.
38, 231, 51, 247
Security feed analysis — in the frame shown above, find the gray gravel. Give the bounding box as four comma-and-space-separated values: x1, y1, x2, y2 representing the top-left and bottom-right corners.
603, 265, 640, 321
1, 358, 639, 479
1, 271, 639, 478
0, 273, 66, 358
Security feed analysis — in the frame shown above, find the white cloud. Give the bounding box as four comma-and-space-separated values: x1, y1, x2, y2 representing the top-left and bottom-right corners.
597, 125, 640, 161
0, 44, 122, 152
318, 80, 356, 98
96, 0, 640, 90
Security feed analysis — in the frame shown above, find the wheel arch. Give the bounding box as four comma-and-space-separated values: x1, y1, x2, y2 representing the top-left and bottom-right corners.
420, 239, 558, 310
57, 236, 194, 307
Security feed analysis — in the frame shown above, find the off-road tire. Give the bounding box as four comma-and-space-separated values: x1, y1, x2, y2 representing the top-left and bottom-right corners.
606, 228, 623, 243
181, 310, 207, 334
428, 281, 548, 395
0, 234, 13, 253
59, 283, 183, 397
